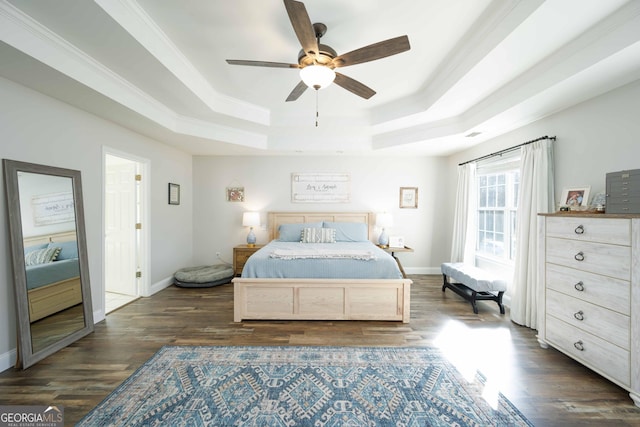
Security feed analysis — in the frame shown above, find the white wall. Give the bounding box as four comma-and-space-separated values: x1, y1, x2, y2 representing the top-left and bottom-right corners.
443, 79, 640, 258
0, 77, 193, 369
192, 155, 451, 273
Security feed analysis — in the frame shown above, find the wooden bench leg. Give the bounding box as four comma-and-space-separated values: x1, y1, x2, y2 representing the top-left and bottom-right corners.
441, 274, 448, 291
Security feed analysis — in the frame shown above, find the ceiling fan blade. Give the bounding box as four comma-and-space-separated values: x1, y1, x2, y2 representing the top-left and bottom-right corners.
332, 35, 410, 68
334, 72, 376, 99
286, 81, 308, 102
226, 60, 300, 69
283, 0, 319, 57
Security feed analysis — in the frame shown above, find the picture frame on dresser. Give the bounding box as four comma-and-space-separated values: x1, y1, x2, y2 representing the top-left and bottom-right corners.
559, 186, 590, 208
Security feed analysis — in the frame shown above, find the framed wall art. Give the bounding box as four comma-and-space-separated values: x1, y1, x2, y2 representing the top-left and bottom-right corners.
226, 187, 245, 202
168, 183, 180, 205
291, 172, 350, 203
399, 187, 418, 209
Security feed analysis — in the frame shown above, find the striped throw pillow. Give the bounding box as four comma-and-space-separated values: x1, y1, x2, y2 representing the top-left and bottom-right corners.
24, 246, 61, 266
301, 228, 336, 243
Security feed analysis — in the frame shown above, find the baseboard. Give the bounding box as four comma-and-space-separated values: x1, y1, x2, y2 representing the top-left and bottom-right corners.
93, 308, 105, 324
404, 267, 442, 275
147, 276, 174, 297
0, 348, 17, 373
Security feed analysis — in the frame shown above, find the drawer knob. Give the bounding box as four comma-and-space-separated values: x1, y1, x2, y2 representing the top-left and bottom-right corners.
574, 225, 585, 234
574, 310, 584, 321
574, 252, 585, 261
574, 281, 585, 292
574, 341, 585, 351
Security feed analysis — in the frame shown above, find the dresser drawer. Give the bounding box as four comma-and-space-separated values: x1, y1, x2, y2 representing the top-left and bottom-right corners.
546, 237, 630, 280
545, 263, 630, 315
606, 170, 640, 195
546, 289, 629, 349
545, 315, 630, 387
545, 217, 630, 245
606, 199, 640, 214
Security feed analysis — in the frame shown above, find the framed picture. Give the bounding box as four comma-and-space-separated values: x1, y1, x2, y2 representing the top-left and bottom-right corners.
560, 186, 590, 208
399, 187, 418, 209
226, 187, 245, 202
291, 172, 350, 203
389, 236, 405, 248
168, 183, 180, 205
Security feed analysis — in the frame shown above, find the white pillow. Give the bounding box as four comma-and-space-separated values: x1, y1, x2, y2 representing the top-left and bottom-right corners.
301, 228, 336, 243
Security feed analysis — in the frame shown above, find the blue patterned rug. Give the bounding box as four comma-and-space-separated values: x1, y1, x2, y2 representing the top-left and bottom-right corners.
78, 346, 532, 426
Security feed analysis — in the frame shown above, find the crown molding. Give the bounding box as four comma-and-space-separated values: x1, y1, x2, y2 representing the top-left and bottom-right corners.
371, 0, 545, 130
0, 0, 268, 149
94, 0, 270, 126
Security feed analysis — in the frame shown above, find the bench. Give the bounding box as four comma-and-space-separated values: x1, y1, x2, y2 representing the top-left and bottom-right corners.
441, 262, 506, 314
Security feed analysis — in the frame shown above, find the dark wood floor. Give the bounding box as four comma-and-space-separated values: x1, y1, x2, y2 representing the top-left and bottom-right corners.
1, 275, 639, 426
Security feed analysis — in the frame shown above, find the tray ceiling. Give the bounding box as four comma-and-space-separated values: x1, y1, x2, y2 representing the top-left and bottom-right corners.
1, 0, 639, 156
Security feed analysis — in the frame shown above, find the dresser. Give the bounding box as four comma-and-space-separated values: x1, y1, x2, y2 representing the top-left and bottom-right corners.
538, 213, 639, 407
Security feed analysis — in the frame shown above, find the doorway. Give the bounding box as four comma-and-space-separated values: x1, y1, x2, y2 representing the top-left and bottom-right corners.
103, 150, 148, 314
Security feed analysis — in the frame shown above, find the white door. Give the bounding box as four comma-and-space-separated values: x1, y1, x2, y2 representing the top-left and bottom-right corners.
105, 155, 137, 296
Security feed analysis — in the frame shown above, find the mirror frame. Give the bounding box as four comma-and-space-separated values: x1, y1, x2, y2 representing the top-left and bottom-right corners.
3, 159, 94, 369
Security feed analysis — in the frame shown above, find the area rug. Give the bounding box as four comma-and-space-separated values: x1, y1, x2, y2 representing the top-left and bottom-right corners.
78, 346, 532, 426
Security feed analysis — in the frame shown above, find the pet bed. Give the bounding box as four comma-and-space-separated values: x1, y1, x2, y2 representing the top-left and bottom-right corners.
174, 265, 234, 288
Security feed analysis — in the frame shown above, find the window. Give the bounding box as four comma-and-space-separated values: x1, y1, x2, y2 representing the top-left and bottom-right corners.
476, 156, 520, 262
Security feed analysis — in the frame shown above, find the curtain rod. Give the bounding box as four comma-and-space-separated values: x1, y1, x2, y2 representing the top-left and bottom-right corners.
459, 135, 556, 166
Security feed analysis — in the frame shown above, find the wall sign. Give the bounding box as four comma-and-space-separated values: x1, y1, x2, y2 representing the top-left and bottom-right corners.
291, 173, 350, 203
31, 192, 75, 226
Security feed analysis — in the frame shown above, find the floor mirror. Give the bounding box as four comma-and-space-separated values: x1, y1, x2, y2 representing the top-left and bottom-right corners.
3, 159, 94, 369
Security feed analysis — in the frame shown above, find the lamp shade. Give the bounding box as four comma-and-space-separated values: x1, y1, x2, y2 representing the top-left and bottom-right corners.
300, 65, 336, 89
242, 212, 260, 227
376, 213, 394, 228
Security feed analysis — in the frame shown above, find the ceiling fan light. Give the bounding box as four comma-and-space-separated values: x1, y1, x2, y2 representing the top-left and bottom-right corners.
300, 65, 336, 89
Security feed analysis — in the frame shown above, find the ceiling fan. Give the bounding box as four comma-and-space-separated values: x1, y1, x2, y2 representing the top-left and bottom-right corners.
226, 0, 411, 102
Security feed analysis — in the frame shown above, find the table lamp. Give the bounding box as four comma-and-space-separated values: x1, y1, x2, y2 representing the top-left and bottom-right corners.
376, 212, 393, 247
242, 212, 260, 247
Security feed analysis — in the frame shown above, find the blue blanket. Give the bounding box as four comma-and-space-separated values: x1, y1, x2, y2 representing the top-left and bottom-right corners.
26, 258, 80, 290
242, 241, 403, 279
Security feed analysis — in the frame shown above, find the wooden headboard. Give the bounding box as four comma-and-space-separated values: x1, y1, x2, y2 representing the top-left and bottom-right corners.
267, 212, 375, 241
23, 230, 77, 247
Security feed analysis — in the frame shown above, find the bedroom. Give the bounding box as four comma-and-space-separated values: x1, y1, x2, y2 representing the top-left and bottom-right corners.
1, 0, 640, 424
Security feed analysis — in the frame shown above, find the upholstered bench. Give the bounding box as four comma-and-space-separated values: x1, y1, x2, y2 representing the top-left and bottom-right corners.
441, 262, 506, 314
174, 265, 234, 288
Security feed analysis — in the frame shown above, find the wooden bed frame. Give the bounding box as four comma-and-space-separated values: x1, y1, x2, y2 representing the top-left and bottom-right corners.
23, 231, 82, 323
232, 212, 412, 323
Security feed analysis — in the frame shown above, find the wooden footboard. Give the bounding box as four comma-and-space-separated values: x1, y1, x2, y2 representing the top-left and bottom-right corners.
28, 277, 82, 323
233, 278, 411, 323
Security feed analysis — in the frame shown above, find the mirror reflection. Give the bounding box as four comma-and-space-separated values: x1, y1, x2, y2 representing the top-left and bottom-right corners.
17, 172, 86, 354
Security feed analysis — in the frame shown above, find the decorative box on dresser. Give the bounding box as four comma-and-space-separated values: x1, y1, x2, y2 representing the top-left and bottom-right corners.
538, 213, 640, 407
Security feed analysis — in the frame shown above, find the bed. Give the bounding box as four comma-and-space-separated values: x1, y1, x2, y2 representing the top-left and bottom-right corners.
232, 212, 412, 323
23, 231, 82, 322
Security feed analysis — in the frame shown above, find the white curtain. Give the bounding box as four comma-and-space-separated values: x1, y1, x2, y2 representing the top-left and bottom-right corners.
450, 163, 476, 263
510, 140, 555, 328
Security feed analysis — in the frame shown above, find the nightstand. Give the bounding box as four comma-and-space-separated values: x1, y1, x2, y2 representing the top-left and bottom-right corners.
233, 245, 264, 276
383, 246, 413, 278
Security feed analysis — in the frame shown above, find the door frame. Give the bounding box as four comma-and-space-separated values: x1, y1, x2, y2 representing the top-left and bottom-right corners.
102, 147, 150, 315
